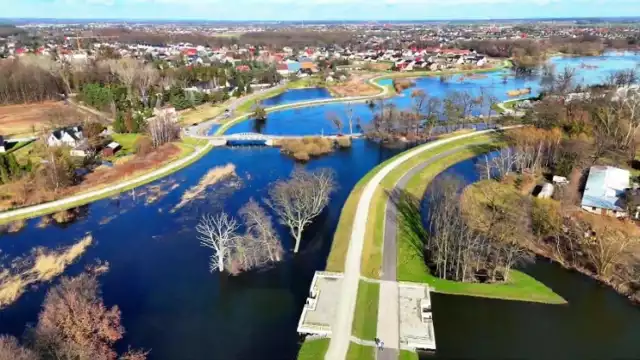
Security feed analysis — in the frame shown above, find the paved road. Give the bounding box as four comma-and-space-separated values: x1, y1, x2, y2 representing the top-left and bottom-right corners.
204, 75, 391, 136
0, 143, 212, 222
190, 83, 288, 136
376, 146, 479, 360
325, 127, 513, 360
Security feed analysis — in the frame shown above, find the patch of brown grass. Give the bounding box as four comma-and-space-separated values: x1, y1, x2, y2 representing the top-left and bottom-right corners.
336, 137, 352, 148
277, 137, 335, 162
0, 101, 88, 137
7, 220, 26, 233
392, 79, 415, 92
0, 234, 93, 308
172, 164, 236, 211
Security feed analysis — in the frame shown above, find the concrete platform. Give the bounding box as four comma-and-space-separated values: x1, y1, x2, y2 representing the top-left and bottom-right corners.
297, 271, 344, 336
398, 283, 436, 350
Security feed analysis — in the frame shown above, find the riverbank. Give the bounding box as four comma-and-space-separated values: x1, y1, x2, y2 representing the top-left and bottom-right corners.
0, 138, 212, 224
212, 63, 508, 136
324, 129, 564, 302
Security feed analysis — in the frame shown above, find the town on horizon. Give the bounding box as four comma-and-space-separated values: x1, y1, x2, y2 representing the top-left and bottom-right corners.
0, 8, 639, 360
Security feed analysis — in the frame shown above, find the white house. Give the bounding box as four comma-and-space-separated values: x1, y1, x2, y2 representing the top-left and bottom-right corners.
581, 166, 630, 218
0, 136, 5, 153
48, 126, 84, 148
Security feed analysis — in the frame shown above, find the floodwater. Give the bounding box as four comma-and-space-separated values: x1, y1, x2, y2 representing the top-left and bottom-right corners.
223, 52, 640, 136
1, 53, 639, 360
420, 155, 640, 360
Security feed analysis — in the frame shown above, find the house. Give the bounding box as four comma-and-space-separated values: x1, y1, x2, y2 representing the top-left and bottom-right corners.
102, 142, 121, 157
276, 63, 289, 76
300, 62, 318, 74
0, 136, 5, 153
48, 126, 84, 147
286, 60, 301, 73
581, 166, 630, 218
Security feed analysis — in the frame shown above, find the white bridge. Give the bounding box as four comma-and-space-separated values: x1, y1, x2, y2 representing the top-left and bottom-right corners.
190, 131, 363, 147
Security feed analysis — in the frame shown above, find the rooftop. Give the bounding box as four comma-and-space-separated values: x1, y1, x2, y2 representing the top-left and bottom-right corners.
581, 165, 630, 211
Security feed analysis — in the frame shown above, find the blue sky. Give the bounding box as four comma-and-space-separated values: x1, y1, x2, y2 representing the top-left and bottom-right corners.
3, 0, 640, 21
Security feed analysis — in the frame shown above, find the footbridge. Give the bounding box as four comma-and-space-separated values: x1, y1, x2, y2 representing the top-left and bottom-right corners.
189, 132, 363, 147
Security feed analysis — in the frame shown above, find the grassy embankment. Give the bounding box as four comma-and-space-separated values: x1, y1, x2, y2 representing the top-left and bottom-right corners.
0, 136, 211, 225
297, 338, 330, 360
351, 280, 379, 341
346, 342, 375, 360
326, 130, 564, 307
397, 146, 566, 304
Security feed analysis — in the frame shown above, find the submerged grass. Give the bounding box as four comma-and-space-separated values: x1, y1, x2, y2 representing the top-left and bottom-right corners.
0, 234, 93, 308
172, 163, 237, 212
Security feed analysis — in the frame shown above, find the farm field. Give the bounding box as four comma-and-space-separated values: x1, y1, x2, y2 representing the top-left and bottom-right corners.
0, 101, 95, 137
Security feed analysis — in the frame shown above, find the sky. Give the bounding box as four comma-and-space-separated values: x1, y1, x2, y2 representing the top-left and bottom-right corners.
3, 0, 640, 21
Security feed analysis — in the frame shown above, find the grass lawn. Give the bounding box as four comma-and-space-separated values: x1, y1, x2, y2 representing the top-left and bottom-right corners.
352, 280, 379, 341
346, 342, 375, 360
111, 133, 141, 154
326, 133, 495, 275
179, 104, 226, 125
399, 350, 419, 360
396, 147, 566, 305
297, 338, 330, 360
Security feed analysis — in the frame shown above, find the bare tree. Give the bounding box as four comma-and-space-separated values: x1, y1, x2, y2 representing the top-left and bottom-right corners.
344, 102, 355, 135
147, 112, 180, 147
326, 112, 344, 134
34, 274, 145, 360
136, 64, 159, 107
0, 336, 37, 360
267, 169, 335, 253
105, 58, 141, 100
197, 213, 239, 272
21, 55, 72, 96
239, 199, 283, 263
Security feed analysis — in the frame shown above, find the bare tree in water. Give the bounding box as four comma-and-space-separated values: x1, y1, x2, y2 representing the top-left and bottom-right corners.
267, 169, 335, 253
197, 213, 239, 272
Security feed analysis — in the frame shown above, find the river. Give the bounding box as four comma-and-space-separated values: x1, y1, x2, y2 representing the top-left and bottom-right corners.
0, 53, 639, 360
418, 154, 640, 359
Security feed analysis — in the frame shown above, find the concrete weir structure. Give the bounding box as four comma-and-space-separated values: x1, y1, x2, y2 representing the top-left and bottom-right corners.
297, 271, 437, 352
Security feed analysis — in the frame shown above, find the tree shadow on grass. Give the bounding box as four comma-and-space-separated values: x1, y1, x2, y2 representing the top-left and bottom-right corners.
387, 188, 428, 262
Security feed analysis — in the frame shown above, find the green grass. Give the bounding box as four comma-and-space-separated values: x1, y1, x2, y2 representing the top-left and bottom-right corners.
400, 350, 420, 360
111, 133, 141, 154
326, 132, 496, 275
352, 280, 379, 341
297, 338, 330, 360
395, 147, 566, 305
346, 342, 375, 360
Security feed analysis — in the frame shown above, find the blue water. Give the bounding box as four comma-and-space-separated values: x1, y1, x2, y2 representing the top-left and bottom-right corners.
260, 87, 332, 107
0, 141, 402, 360
223, 52, 640, 136
421, 154, 640, 359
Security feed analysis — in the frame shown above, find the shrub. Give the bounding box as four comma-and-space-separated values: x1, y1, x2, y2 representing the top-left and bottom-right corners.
336, 137, 352, 148
134, 136, 154, 156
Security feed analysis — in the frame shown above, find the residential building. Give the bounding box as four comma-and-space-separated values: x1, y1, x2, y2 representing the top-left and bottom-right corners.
581, 166, 630, 218
47, 126, 84, 147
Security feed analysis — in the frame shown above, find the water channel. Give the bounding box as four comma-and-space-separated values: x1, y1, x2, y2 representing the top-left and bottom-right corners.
0, 52, 639, 360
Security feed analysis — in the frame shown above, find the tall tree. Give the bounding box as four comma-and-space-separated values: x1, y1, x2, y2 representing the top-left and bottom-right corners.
267, 169, 335, 253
